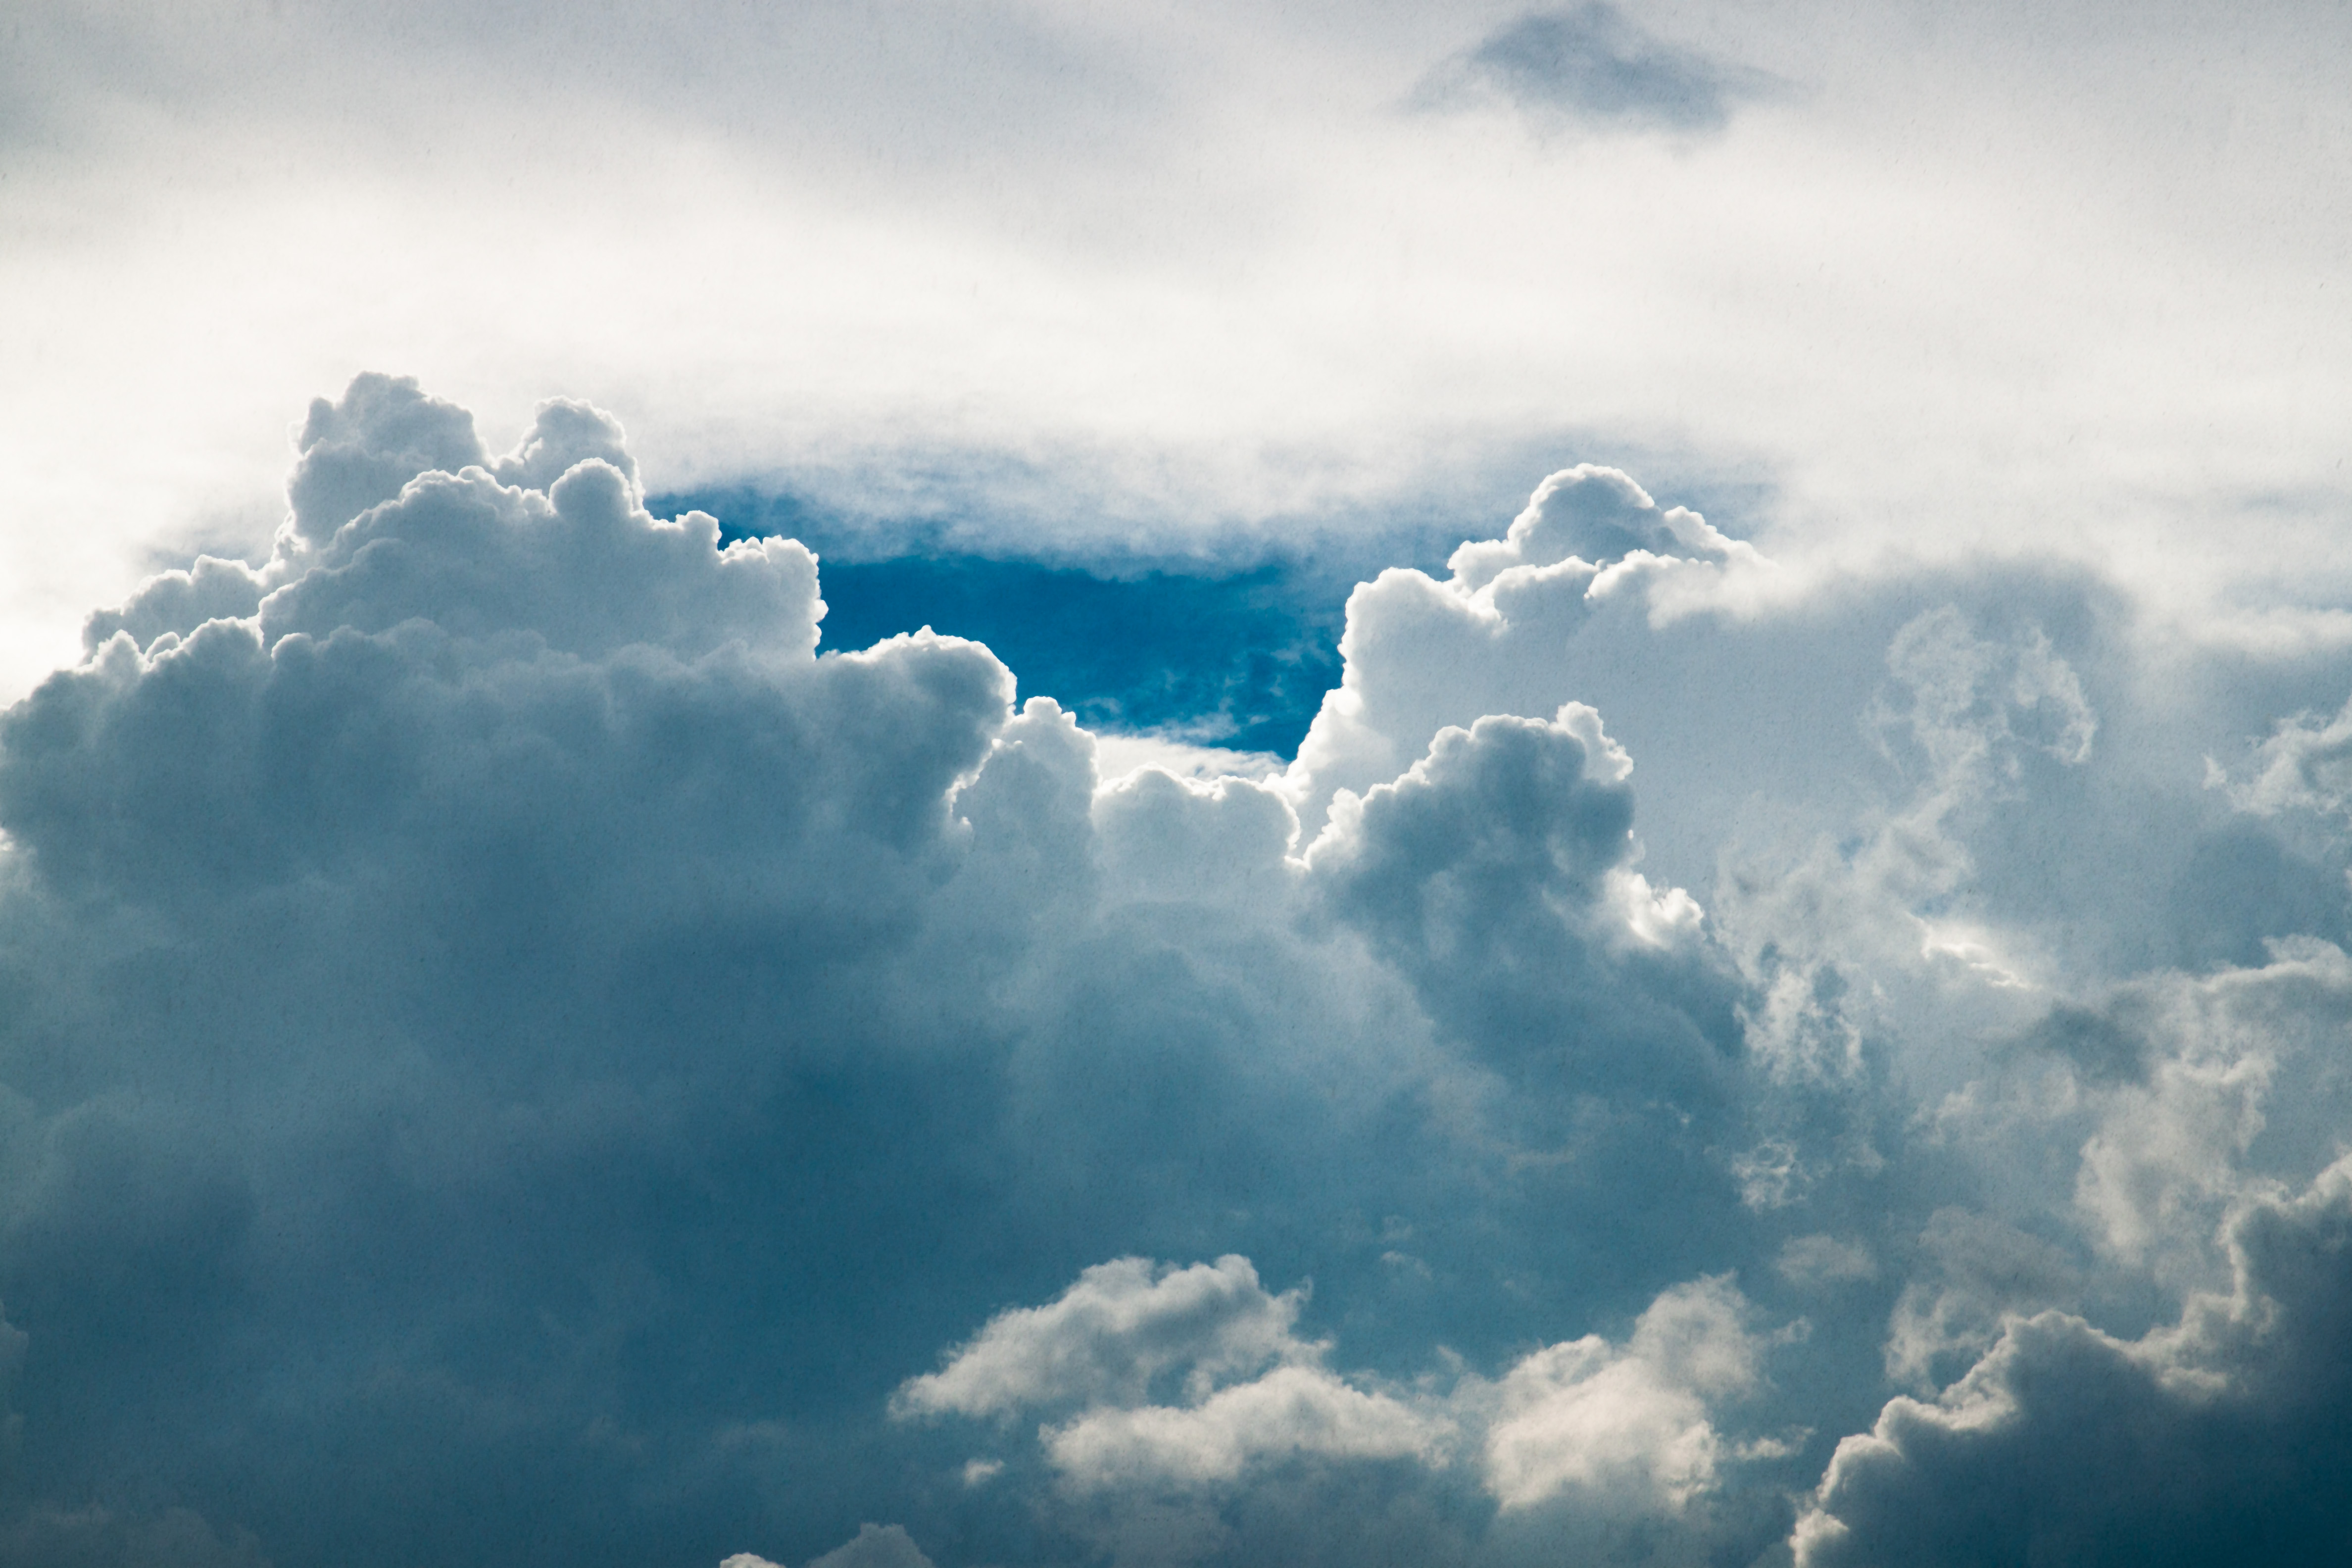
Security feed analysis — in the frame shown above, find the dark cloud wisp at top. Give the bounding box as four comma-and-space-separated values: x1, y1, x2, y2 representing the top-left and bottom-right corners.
1414, 4, 1775, 134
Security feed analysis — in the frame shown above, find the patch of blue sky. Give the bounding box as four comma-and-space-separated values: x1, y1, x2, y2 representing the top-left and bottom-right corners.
658, 487, 1370, 757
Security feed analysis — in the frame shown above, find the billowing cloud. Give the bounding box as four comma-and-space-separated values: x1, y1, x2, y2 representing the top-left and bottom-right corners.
1042, 1366, 1446, 1490
896, 1254, 1445, 1495
895, 1257, 1313, 1421
901, 1252, 1782, 1527
1308, 703, 1730, 1105
1798, 1154, 2352, 1567
1481, 1275, 1768, 1511
4, 375, 2352, 1567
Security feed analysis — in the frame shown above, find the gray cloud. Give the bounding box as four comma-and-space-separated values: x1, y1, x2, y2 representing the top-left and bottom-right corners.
1799, 1155, 2352, 1567
1415, 6, 1776, 135
8, 376, 2352, 1566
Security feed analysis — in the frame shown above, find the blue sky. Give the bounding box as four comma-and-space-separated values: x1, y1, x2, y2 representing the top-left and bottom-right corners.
3, 6, 2352, 1568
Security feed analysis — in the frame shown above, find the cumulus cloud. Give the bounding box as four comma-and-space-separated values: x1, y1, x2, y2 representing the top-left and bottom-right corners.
897, 1254, 1445, 1495
894, 1257, 1312, 1421
1798, 1155, 2352, 1567
1093, 769, 1297, 906
1880, 1210, 2080, 1393
1042, 1365, 1446, 1489
2069, 940, 2352, 1282
1446, 465, 1763, 594
1481, 1275, 1767, 1511
0, 375, 1056, 1565
1712, 606, 2102, 1120
9, 374, 2352, 1568
1308, 704, 1730, 1106
1277, 463, 1765, 842
903, 1252, 1789, 1535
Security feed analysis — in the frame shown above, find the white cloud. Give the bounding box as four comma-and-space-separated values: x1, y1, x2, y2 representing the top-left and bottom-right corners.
2224, 690, 2352, 820
896, 1253, 1451, 1496
893, 1256, 1312, 1421
1482, 1275, 1766, 1511
1093, 769, 1300, 906
1280, 466, 1768, 842
907, 1255, 1786, 1521
12, 0, 2352, 713
1042, 1364, 1447, 1489
2070, 940, 2352, 1282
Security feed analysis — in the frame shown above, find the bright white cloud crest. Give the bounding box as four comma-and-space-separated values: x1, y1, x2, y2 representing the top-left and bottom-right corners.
895, 1256, 1312, 1420
1481, 1275, 1768, 1511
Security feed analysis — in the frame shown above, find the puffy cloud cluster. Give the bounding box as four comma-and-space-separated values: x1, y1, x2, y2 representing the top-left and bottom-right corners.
894, 1257, 1319, 1421
899, 1255, 1444, 1495
7, 375, 2352, 1568
1278, 464, 1764, 840
899, 1252, 1779, 1528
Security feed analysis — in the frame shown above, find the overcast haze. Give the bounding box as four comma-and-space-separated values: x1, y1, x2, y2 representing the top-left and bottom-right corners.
2, 3, 2351, 1567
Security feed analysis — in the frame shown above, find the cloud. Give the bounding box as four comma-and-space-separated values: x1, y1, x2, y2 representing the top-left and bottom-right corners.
1308, 703, 1732, 1102
1444, 466, 1762, 593
721, 1524, 934, 1568
1880, 1211, 2080, 1393
1710, 606, 2103, 1116
894, 1257, 1312, 1421
12, 374, 2352, 1568
1482, 1275, 1766, 1511
0, 376, 1055, 1564
2223, 688, 2352, 820
1042, 1365, 1446, 1489
1093, 769, 1298, 906
0, 1505, 271, 1568
896, 1254, 1446, 1496
1775, 1235, 1876, 1292
2068, 940, 2352, 1282
904, 1252, 1786, 1533
807, 1524, 937, 1568
1279, 463, 1764, 843
13, 0, 2352, 725
1797, 1154, 2352, 1567
1415, 5, 1776, 134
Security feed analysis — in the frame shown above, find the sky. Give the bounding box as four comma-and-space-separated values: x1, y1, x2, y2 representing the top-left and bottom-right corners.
2, 3, 2352, 1567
